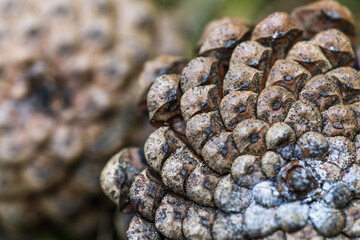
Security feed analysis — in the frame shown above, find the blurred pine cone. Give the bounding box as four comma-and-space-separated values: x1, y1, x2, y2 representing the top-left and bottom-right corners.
101, 0, 360, 239
0, 0, 186, 239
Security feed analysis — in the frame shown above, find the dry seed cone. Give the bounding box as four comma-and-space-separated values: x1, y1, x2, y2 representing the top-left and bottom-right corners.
101, 0, 360, 239
0, 0, 186, 238
101, 55, 188, 239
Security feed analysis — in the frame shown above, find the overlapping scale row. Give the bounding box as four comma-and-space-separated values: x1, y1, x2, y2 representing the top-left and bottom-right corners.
127, 167, 360, 239
101, 1, 360, 239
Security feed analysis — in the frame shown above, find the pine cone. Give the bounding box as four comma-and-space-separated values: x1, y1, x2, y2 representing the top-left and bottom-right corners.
0, 0, 185, 238
102, 0, 360, 239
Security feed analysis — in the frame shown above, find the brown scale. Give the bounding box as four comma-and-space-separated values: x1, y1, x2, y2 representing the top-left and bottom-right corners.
138, 56, 188, 108
182, 204, 216, 240
185, 111, 225, 154
223, 65, 263, 95
45, 23, 77, 63
267, 126, 298, 161
251, 12, 303, 60
256, 86, 295, 124
79, 16, 114, 53
155, 193, 189, 240
161, 147, 200, 195
82, 112, 139, 158
144, 126, 186, 173
233, 119, 269, 155
202, 132, 239, 175
349, 102, 360, 132
147, 74, 182, 123
219, 90, 257, 130
311, 29, 355, 68
180, 57, 220, 93
130, 169, 166, 222
266, 59, 311, 99
180, 84, 220, 121
127, 214, 161, 240
291, 0, 356, 45
286, 41, 331, 75
284, 100, 322, 137
327, 67, 360, 104
0, 106, 52, 167
229, 41, 272, 77
261, 151, 285, 180
196, 17, 252, 59
299, 74, 343, 112
185, 162, 221, 207
321, 105, 358, 140
100, 148, 147, 208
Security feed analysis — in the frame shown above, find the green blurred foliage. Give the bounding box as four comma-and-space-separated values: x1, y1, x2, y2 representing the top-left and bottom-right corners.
39, 238, 67, 240
153, 0, 182, 9
218, 0, 268, 20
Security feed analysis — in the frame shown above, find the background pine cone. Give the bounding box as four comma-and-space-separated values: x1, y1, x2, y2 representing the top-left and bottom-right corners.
102, 0, 360, 239
0, 0, 186, 239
